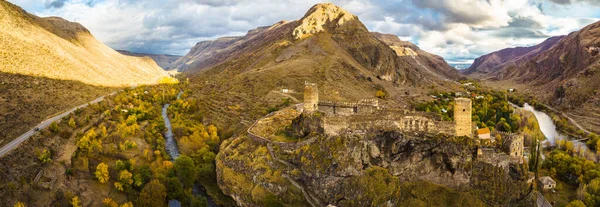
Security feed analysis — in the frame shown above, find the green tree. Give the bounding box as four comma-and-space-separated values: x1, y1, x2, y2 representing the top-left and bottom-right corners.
49, 122, 59, 133
95, 163, 110, 183
68, 117, 76, 129
567, 200, 586, 207
174, 155, 197, 188
138, 179, 167, 207
166, 177, 184, 201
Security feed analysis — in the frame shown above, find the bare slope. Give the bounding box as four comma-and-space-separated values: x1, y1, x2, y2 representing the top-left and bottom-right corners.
467, 21, 600, 133
464, 36, 564, 75
0, 72, 111, 147
0, 0, 167, 87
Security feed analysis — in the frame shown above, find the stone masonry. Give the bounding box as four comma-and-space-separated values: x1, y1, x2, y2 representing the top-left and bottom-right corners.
303, 82, 319, 112
454, 98, 472, 137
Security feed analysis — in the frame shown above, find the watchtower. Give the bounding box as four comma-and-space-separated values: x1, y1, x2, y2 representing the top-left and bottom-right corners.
304, 82, 319, 113
454, 98, 472, 137
509, 135, 524, 158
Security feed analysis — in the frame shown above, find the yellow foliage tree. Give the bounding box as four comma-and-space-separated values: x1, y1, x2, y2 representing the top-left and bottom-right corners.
68, 117, 77, 129
114, 182, 124, 191
119, 170, 133, 186
13, 202, 26, 207
71, 196, 81, 207
376, 90, 386, 99
120, 202, 134, 207
102, 198, 118, 207
95, 163, 110, 183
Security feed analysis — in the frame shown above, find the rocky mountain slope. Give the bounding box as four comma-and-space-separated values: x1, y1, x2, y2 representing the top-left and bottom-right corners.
466, 21, 600, 133
464, 36, 564, 75
176, 3, 458, 86
372, 32, 460, 80
0, 0, 168, 87
117, 50, 181, 70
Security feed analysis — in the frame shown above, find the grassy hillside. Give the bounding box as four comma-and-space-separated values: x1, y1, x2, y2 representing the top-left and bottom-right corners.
0, 72, 112, 146
0, 0, 168, 87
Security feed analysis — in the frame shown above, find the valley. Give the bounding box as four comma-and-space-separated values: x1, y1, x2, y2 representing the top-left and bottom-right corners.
2, 0, 600, 206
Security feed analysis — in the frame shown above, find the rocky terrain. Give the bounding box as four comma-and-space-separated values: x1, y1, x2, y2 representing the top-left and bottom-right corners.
464, 36, 564, 76
465, 20, 600, 134
0, 0, 168, 87
215, 108, 531, 206
117, 50, 182, 70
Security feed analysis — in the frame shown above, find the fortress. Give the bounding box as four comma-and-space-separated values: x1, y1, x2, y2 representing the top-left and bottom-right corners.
301, 82, 525, 164
303, 82, 471, 137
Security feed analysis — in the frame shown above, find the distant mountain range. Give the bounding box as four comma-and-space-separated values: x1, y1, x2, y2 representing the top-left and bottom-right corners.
117, 50, 181, 70
465, 20, 600, 132
0, 0, 167, 87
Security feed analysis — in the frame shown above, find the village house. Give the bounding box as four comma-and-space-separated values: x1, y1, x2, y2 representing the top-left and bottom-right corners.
476, 128, 491, 140
538, 176, 556, 191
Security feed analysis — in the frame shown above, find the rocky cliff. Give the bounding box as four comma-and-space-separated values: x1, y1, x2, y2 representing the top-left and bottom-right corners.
215, 109, 532, 206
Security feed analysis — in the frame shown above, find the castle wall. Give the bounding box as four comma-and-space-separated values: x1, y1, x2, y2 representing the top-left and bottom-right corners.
323, 112, 454, 136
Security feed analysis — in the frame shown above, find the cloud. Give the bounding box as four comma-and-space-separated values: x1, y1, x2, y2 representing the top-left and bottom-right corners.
548, 0, 600, 5
45, 0, 67, 9
12, 0, 599, 63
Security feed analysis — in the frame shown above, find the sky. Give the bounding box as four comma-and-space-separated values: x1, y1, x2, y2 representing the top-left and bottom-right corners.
9, 0, 600, 64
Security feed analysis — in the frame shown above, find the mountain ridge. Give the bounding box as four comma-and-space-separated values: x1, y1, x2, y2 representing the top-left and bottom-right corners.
0, 0, 168, 87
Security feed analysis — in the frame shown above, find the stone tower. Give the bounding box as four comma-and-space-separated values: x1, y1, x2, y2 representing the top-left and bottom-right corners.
509, 135, 524, 158
304, 82, 319, 113
454, 98, 472, 137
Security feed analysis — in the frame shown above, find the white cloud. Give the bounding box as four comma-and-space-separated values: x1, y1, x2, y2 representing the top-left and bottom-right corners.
9, 0, 600, 63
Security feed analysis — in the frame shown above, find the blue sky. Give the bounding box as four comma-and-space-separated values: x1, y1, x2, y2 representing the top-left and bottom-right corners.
9, 0, 600, 64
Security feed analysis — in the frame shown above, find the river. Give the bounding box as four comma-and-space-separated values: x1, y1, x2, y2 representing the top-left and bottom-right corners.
162, 91, 218, 207
514, 103, 588, 151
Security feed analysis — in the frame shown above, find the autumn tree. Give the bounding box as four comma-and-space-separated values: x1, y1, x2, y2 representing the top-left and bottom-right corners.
566, 200, 586, 207
49, 122, 59, 133
13, 202, 25, 207
102, 198, 118, 207
68, 117, 77, 129
95, 163, 110, 183
71, 196, 81, 207
138, 179, 167, 207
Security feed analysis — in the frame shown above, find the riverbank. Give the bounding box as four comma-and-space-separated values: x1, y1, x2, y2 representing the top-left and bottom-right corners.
162, 91, 218, 207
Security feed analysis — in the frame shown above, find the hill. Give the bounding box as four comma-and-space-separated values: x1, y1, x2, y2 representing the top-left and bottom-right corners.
0, 0, 168, 87
117, 50, 181, 70
0, 72, 111, 147
466, 21, 600, 133
464, 36, 564, 75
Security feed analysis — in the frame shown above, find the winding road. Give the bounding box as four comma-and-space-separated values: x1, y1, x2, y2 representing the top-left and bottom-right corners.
0, 92, 117, 158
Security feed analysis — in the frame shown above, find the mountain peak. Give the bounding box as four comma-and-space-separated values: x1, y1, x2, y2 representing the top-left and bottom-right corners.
292, 3, 357, 39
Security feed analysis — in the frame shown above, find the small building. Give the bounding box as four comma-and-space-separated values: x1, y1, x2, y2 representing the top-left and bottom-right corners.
538, 176, 556, 191
455, 92, 463, 97
476, 128, 491, 140
281, 89, 290, 93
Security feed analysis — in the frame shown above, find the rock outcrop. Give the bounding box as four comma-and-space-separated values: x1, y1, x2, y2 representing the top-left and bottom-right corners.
292, 3, 357, 40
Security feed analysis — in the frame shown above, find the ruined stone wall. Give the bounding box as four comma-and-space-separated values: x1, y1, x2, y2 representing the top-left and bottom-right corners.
323, 111, 454, 136
317, 100, 378, 116
454, 98, 472, 137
